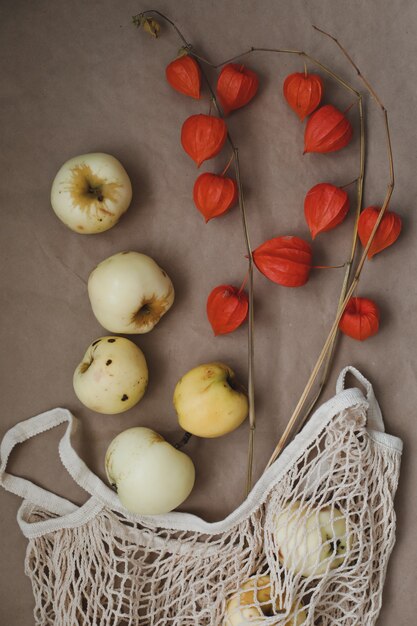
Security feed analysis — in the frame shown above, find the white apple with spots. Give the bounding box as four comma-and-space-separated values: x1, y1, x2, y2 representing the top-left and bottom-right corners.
51, 153, 132, 234
73, 336, 148, 414
173, 362, 248, 438
88, 251, 175, 334
274, 501, 352, 578
105, 427, 195, 515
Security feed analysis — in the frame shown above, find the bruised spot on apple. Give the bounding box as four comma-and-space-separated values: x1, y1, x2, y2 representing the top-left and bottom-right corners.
173, 362, 249, 438
51, 153, 132, 234
88, 251, 175, 334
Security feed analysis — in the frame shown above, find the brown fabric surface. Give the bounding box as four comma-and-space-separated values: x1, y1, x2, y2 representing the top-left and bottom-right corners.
0, 1, 416, 624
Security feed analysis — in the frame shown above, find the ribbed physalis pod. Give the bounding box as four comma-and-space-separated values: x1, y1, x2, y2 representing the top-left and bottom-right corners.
166, 55, 201, 99
358, 206, 402, 259
304, 183, 350, 239
339, 297, 380, 341
181, 114, 227, 167
253, 236, 313, 287
283, 72, 323, 121
207, 285, 249, 335
304, 104, 353, 154
216, 64, 259, 115
193, 173, 238, 222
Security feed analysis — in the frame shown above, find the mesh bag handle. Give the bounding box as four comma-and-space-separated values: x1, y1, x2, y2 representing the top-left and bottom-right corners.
336, 365, 385, 432
0, 408, 78, 515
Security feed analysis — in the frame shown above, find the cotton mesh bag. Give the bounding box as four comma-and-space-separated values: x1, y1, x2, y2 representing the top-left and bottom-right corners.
0, 366, 402, 625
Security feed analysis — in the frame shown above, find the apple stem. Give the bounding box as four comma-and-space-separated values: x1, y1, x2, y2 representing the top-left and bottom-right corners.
174, 431, 193, 449
87, 184, 104, 202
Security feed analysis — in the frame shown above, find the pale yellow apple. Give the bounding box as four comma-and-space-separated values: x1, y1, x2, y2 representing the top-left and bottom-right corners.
88, 251, 175, 334
173, 362, 248, 438
105, 427, 195, 515
275, 501, 351, 578
73, 336, 148, 414
224, 575, 307, 625
51, 152, 132, 233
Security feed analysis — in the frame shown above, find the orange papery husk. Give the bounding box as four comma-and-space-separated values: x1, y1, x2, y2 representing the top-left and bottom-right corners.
304, 104, 353, 154
304, 182, 350, 239
253, 236, 313, 287
283, 72, 324, 121
193, 173, 238, 222
181, 114, 228, 167
216, 63, 259, 115
207, 285, 249, 335
339, 297, 380, 341
358, 206, 402, 259
166, 55, 201, 99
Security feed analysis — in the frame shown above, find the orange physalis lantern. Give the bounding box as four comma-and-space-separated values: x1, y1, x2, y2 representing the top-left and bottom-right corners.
216, 64, 259, 115
304, 183, 350, 239
339, 297, 380, 341
207, 285, 249, 335
253, 236, 313, 287
166, 55, 201, 99
283, 72, 323, 121
358, 206, 402, 259
181, 114, 227, 167
304, 104, 353, 154
193, 173, 238, 222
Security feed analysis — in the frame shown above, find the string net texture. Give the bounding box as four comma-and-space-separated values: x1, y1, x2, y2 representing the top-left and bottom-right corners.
0, 367, 402, 626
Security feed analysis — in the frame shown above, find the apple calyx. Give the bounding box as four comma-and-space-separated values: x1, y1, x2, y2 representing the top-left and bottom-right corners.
69, 163, 121, 216
132, 292, 174, 329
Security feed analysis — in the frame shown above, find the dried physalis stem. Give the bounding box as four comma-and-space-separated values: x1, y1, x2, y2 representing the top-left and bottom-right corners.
304, 183, 350, 238
339, 297, 380, 340
216, 64, 259, 115
166, 54, 201, 99
253, 236, 313, 287
181, 114, 227, 167
358, 206, 402, 259
193, 173, 238, 222
283, 72, 323, 121
132, 14, 161, 38
207, 284, 249, 335
304, 104, 353, 153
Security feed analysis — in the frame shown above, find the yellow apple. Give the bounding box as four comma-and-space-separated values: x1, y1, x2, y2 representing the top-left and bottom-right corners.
173, 362, 248, 438
73, 336, 148, 414
105, 427, 195, 515
224, 575, 306, 625
51, 152, 132, 233
274, 501, 351, 578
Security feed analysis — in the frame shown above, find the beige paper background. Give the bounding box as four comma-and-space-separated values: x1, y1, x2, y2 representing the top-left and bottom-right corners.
1, 0, 416, 623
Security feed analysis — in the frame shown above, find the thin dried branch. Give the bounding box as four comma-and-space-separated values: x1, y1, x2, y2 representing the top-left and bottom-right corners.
266, 30, 394, 468
136, 10, 256, 493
